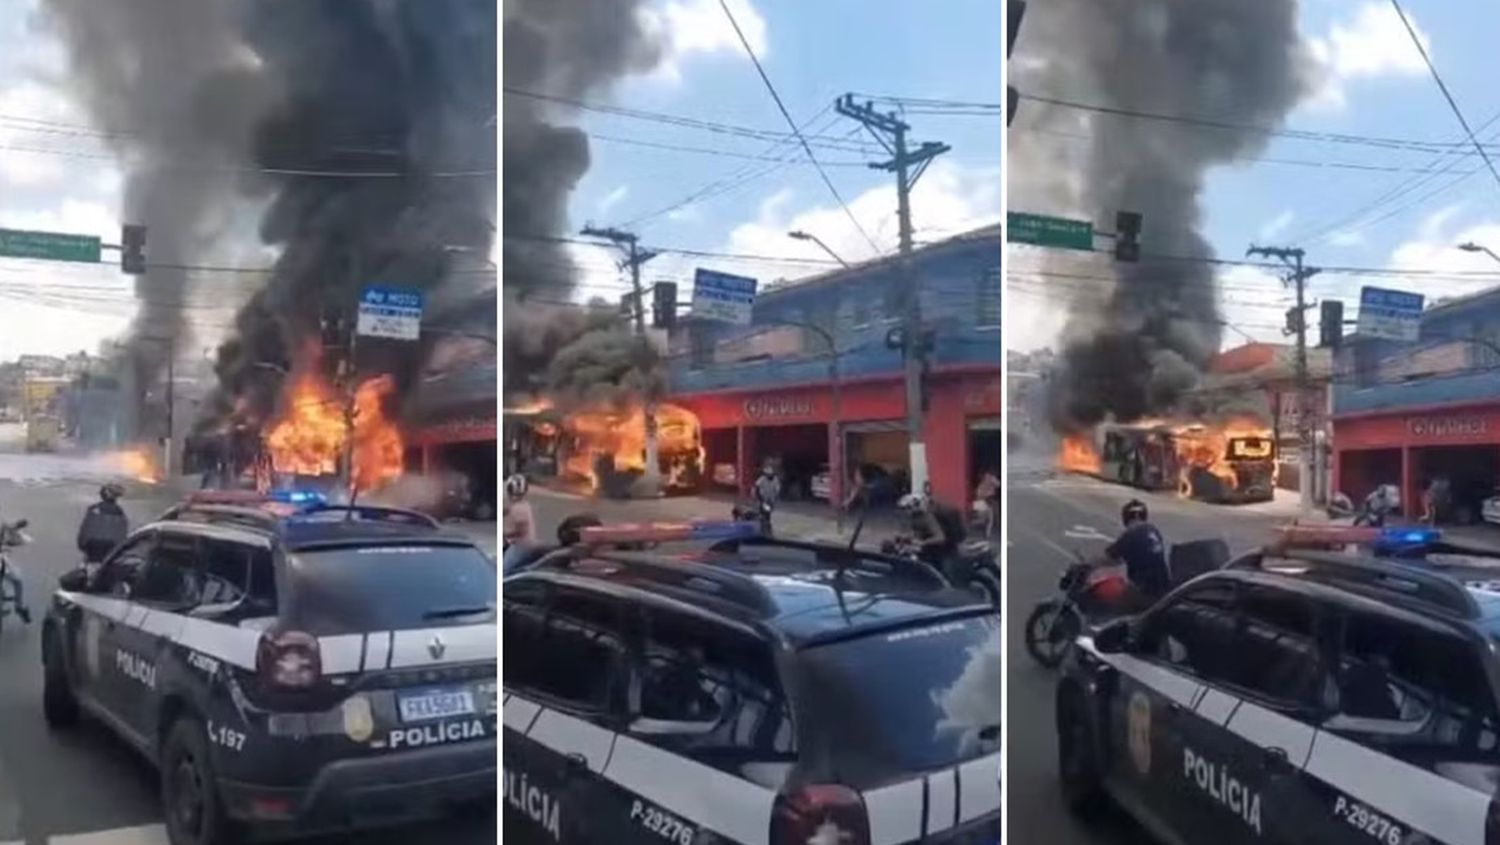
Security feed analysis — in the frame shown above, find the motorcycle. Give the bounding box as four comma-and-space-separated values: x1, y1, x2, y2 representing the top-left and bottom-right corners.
881, 534, 1001, 609
0, 519, 31, 635
1022, 551, 1130, 669
732, 500, 774, 537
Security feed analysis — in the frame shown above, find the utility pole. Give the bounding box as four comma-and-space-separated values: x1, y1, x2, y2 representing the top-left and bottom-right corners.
1248, 244, 1321, 510
581, 225, 663, 496
836, 94, 949, 495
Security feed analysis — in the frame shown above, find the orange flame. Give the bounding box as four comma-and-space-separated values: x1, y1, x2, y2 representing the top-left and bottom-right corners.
1057, 435, 1101, 474
559, 402, 705, 492
110, 447, 161, 484
264, 366, 404, 493
1171, 417, 1275, 494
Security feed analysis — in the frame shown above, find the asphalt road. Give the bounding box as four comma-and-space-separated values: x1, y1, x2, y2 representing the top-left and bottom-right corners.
1005, 460, 1287, 845
0, 469, 494, 845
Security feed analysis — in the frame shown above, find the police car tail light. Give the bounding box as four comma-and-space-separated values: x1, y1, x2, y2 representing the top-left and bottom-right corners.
257, 631, 322, 689
770, 784, 870, 845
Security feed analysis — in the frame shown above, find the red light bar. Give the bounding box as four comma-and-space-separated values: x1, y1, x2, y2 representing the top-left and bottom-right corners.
579, 523, 695, 545
1272, 524, 1380, 552
185, 490, 268, 506
578, 520, 760, 546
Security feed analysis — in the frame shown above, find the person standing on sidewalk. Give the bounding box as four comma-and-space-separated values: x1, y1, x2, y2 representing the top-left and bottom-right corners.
752, 461, 781, 536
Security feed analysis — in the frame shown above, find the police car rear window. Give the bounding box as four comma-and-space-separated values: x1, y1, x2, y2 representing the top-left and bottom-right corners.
793, 614, 1000, 788
284, 545, 496, 635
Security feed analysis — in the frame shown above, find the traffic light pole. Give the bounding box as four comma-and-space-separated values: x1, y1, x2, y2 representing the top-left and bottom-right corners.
582, 225, 663, 496
1248, 244, 1320, 510
837, 95, 949, 497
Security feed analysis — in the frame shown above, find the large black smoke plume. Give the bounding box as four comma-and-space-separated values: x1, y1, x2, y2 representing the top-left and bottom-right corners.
502, 0, 662, 405
1010, 0, 1312, 431
40, 0, 496, 430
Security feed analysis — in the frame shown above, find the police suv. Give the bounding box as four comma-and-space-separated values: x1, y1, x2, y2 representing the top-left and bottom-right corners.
40, 492, 497, 845
1056, 526, 1500, 845
502, 521, 1001, 845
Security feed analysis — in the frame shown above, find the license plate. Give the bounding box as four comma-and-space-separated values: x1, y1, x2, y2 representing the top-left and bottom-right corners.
398, 688, 476, 723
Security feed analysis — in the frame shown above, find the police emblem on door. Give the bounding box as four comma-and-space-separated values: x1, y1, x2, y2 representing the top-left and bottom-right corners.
1127, 691, 1151, 775
428, 635, 446, 660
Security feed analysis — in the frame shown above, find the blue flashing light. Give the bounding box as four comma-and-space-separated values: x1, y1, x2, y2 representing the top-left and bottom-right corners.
1380, 526, 1439, 546
269, 489, 326, 506
689, 520, 762, 542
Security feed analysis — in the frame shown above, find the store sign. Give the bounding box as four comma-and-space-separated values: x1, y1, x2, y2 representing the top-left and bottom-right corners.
743, 397, 814, 420
1407, 417, 1487, 438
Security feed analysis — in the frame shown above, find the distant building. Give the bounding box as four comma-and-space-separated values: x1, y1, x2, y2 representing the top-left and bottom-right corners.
1330, 286, 1500, 519
665, 224, 1001, 507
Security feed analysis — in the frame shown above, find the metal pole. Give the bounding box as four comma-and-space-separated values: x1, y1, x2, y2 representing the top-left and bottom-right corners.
165, 337, 175, 477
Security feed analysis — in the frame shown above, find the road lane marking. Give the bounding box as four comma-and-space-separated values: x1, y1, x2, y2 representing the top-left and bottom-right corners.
1063, 525, 1109, 541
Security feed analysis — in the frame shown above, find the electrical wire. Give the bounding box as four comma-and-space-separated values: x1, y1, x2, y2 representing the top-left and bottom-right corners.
1389, 0, 1500, 195
717, 0, 880, 255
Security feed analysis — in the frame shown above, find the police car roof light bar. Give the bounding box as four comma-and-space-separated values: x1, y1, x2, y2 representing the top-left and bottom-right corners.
1269, 550, 1482, 620
577, 520, 760, 547
705, 534, 949, 588
544, 551, 778, 616
294, 504, 440, 529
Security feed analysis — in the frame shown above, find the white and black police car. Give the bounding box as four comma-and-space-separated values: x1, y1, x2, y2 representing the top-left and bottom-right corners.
1057, 524, 1500, 845
502, 520, 1001, 845
40, 491, 497, 845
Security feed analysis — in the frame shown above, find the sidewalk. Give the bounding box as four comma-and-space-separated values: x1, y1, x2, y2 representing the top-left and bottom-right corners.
530, 487, 906, 548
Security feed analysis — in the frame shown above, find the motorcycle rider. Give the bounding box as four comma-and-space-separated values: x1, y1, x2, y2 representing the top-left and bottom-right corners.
1104, 499, 1171, 601
898, 493, 968, 578
78, 483, 129, 565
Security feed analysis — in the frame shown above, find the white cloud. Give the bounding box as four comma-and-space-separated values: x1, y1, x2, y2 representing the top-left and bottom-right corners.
0, 198, 118, 240
639, 0, 768, 85
1258, 210, 1295, 241
725, 161, 1002, 270
1305, 2, 1428, 111
596, 185, 630, 216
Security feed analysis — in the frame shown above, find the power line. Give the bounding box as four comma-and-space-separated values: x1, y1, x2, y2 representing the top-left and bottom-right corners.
0, 142, 492, 178
590, 128, 866, 167
1389, 0, 1500, 195
501, 87, 881, 154
718, 0, 880, 255
1017, 92, 1487, 155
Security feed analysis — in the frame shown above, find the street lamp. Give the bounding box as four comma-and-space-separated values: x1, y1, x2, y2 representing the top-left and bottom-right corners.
1458, 241, 1500, 266
788, 231, 850, 268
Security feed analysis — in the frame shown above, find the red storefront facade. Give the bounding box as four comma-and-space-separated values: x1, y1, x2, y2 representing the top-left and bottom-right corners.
673, 365, 1002, 508
1334, 402, 1500, 519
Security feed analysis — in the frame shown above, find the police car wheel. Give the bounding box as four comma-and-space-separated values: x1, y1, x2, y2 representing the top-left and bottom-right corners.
41, 630, 78, 728
1057, 688, 1107, 819
161, 718, 238, 845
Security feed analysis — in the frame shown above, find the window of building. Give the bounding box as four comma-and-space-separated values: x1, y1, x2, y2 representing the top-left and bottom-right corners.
850, 292, 871, 329
976, 267, 1001, 330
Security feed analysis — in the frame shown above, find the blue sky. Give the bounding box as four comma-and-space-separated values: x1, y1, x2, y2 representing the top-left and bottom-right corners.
1008, 0, 1500, 352
556, 0, 1003, 298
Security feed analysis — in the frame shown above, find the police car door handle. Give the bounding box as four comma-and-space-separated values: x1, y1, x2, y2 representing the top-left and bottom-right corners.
1261, 746, 1291, 774
564, 752, 588, 777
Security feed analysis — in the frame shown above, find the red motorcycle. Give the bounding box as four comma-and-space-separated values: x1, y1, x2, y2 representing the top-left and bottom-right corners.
1023, 552, 1130, 669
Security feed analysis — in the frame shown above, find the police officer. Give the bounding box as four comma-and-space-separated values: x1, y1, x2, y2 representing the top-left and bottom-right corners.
751, 461, 780, 535
77, 483, 128, 564
1105, 499, 1171, 601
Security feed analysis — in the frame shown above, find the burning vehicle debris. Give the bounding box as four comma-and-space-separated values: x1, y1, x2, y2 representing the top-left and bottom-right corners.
506, 398, 705, 498
1057, 417, 1278, 505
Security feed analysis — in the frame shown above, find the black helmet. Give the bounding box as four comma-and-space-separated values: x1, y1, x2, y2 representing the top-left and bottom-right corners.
1121, 499, 1148, 526
100, 483, 124, 502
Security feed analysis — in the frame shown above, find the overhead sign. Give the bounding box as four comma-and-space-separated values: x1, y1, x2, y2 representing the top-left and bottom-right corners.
1007, 211, 1093, 251
357, 285, 424, 341
0, 228, 101, 264
1357, 286, 1424, 342
692, 269, 757, 326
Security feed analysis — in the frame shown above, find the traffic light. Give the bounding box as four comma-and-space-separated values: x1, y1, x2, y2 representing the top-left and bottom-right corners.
1114, 211, 1141, 262
121, 224, 146, 275
652, 282, 678, 330
1320, 299, 1344, 348
1285, 307, 1305, 336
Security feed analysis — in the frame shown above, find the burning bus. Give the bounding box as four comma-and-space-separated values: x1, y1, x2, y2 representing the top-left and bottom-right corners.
1065, 419, 1277, 504
505, 399, 706, 497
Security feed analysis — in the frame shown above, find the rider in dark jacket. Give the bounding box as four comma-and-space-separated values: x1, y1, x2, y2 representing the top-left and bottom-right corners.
78, 483, 129, 564
1106, 499, 1171, 600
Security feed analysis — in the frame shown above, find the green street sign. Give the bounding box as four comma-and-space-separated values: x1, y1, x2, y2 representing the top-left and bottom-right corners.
1007, 211, 1093, 251
0, 228, 102, 264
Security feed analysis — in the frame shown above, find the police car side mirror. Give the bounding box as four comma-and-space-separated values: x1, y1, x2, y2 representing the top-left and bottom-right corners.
1093, 619, 1132, 654
58, 567, 89, 592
